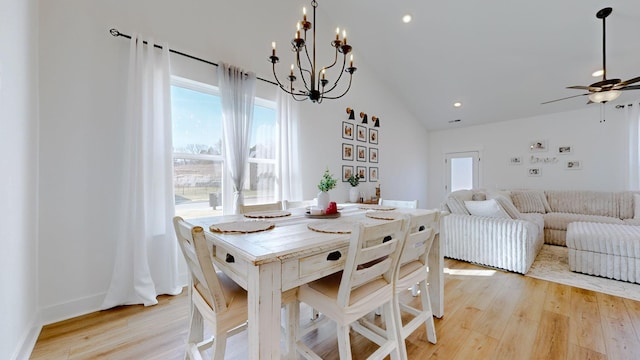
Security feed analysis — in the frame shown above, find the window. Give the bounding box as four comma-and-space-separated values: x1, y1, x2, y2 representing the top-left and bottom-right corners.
171, 78, 277, 218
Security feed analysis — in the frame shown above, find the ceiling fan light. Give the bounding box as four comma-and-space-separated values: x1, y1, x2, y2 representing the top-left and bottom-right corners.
588, 90, 621, 103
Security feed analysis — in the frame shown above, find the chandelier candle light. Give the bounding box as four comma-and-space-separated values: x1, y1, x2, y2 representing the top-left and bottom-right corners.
269, 0, 356, 103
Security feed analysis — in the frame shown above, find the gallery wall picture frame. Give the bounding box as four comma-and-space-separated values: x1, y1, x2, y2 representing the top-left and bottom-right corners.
342, 165, 354, 182
529, 140, 548, 152
558, 146, 572, 154
528, 168, 542, 177
356, 145, 367, 162
509, 156, 522, 165
369, 147, 378, 163
356, 125, 367, 142
369, 128, 378, 144
357, 166, 367, 182
342, 121, 354, 140
342, 143, 354, 161
369, 167, 379, 182
565, 160, 582, 170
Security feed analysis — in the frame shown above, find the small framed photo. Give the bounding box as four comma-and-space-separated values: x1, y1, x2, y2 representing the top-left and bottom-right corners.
369, 147, 378, 163
357, 166, 367, 182
356, 145, 367, 162
558, 146, 572, 154
342, 165, 354, 182
369, 167, 379, 182
342, 143, 354, 161
369, 128, 378, 144
356, 125, 367, 142
342, 122, 354, 140
528, 168, 541, 177
565, 160, 582, 170
509, 156, 522, 165
529, 140, 548, 152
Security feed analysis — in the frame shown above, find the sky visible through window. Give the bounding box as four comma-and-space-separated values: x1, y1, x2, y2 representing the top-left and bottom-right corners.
171, 85, 275, 153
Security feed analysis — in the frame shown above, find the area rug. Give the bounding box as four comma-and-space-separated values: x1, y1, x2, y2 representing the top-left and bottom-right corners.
526, 244, 640, 302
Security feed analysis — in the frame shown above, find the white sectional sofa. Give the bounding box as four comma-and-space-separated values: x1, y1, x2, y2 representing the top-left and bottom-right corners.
441, 189, 640, 274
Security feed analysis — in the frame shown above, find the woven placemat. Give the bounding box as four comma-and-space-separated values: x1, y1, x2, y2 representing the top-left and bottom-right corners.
358, 204, 396, 211
307, 220, 354, 234
244, 210, 291, 219
366, 211, 404, 221
209, 220, 275, 234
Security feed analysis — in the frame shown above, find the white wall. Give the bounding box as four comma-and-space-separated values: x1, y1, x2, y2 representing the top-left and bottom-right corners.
426, 104, 634, 208
36, 0, 429, 324
0, 0, 40, 358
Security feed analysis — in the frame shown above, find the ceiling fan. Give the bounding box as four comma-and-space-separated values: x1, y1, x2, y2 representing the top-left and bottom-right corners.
542, 7, 640, 105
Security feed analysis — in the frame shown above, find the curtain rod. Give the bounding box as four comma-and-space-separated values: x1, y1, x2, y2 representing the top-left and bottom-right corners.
109, 28, 278, 86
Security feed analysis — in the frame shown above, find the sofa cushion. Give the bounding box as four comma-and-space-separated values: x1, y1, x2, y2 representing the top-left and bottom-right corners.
545, 190, 618, 218
464, 199, 511, 219
511, 190, 551, 213
446, 189, 473, 215
543, 212, 624, 231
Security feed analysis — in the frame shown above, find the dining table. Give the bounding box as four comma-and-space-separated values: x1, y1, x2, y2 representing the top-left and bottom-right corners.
188, 204, 444, 359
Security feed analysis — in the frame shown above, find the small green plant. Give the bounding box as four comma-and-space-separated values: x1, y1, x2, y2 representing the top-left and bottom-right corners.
317, 168, 337, 192
347, 173, 359, 187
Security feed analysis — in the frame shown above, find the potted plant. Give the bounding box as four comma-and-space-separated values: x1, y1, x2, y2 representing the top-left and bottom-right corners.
317, 168, 337, 210
347, 173, 360, 203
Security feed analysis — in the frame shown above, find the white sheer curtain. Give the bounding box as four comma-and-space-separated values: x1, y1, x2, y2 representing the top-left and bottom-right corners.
217, 63, 256, 214
102, 34, 181, 309
276, 91, 302, 201
627, 102, 640, 190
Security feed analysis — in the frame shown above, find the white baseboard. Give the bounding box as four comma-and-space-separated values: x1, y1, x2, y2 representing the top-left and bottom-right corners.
12, 320, 41, 360
39, 292, 106, 326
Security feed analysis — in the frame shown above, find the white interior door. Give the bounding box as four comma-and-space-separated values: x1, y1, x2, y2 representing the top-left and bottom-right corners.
445, 151, 479, 193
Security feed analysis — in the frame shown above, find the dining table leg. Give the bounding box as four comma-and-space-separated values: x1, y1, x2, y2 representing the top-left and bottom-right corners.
247, 260, 283, 359
429, 233, 444, 318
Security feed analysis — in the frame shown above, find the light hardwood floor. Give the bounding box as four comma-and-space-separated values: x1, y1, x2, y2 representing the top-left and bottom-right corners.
31, 258, 640, 359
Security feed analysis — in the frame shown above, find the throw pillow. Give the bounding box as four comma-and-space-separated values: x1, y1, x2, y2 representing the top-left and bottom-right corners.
491, 195, 522, 220
634, 193, 640, 219
446, 197, 470, 215
464, 199, 511, 219
511, 190, 550, 214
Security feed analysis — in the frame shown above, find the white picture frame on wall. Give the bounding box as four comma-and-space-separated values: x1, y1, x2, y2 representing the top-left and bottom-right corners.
509, 156, 522, 165
558, 146, 572, 154
529, 140, 548, 152
565, 160, 582, 170
528, 168, 541, 176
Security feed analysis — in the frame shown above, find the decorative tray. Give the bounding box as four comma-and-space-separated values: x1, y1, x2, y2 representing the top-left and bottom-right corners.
304, 211, 341, 219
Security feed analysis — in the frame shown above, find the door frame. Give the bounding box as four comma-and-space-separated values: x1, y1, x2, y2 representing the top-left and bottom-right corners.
444, 150, 482, 194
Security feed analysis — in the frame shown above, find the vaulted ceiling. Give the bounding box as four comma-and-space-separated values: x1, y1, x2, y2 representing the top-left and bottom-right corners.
316, 1, 640, 130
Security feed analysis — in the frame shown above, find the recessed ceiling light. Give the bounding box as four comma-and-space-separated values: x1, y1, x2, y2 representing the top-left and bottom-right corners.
453, 102, 462, 108
402, 14, 412, 23
592, 69, 604, 77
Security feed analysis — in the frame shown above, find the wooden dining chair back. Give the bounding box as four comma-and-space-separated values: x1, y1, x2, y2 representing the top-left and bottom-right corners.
295, 216, 410, 360
173, 216, 249, 359
282, 199, 315, 210
394, 211, 440, 356
240, 201, 283, 213
378, 198, 418, 209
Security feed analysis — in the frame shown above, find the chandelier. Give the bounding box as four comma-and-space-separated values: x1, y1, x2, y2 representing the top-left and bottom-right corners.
269, 0, 356, 103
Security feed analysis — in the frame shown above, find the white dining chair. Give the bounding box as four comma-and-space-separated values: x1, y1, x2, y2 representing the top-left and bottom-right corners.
378, 198, 418, 209
359, 211, 439, 359
173, 217, 249, 359
293, 216, 410, 360
282, 199, 315, 210
240, 201, 283, 213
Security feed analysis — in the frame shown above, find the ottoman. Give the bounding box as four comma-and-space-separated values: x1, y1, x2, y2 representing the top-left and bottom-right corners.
566, 222, 640, 284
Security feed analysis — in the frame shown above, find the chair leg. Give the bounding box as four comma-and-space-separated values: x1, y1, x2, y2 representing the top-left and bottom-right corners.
188, 306, 205, 345
384, 302, 404, 360
336, 324, 353, 360
419, 281, 437, 344
211, 332, 227, 359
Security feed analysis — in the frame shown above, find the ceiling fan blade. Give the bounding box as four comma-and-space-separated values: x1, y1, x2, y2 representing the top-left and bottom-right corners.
567, 85, 591, 90
617, 76, 640, 87
541, 93, 589, 105
621, 85, 640, 91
